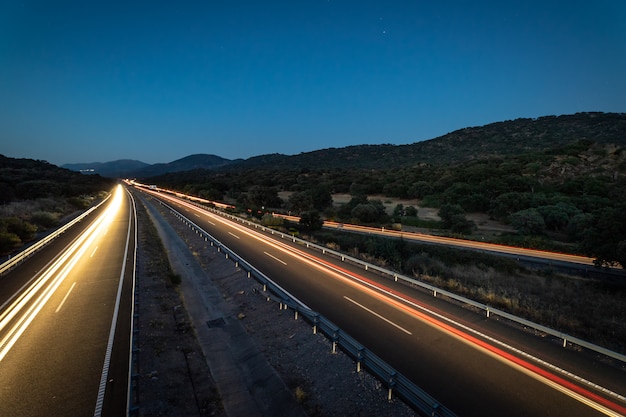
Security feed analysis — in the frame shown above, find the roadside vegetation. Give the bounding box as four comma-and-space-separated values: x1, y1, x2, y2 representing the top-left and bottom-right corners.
159, 144, 626, 267
0, 155, 114, 255
259, 217, 626, 354
140, 114, 626, 353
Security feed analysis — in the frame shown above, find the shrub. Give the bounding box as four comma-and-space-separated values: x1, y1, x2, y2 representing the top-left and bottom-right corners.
30, 211, 59, 229
0, 231, 21, 254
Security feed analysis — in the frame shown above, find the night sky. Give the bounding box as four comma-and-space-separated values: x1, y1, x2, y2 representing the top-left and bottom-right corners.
2, 1, 625, 166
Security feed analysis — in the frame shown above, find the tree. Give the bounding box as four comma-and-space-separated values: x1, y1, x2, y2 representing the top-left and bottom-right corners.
288, 191, 313, 214
448, 214, 476, 235
510, 209, 546, 235
438, 204, 475, 235
579, 206, 626, 267
537, 203, 580, 231
309, 186, 333, 211
438, 204, 465, 227
351, 204, 380, 223
338, 195, 369, 219
392, 204, 404, 221
405, 205, 418, 217
408, 181, 432, 199
246, 185, 282, 210
299, 211, 323, 231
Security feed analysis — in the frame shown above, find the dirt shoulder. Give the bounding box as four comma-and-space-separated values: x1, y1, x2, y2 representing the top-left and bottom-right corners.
132, 193, 417, 416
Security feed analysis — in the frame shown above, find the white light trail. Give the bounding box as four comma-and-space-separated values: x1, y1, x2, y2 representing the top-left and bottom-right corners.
0, 185, 124, 362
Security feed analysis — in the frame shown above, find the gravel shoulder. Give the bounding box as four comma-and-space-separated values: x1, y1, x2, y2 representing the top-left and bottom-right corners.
132, 192, 417, 416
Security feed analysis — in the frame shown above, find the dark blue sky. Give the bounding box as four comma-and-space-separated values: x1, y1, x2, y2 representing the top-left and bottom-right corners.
2, 1, 625, 166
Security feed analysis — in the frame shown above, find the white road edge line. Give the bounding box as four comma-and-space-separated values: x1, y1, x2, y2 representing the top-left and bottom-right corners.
93, 190, 131, 417
55, 282, 76, 313
344, 296, 412, 335
264, 251, 287, 265
155, 191, 626, 410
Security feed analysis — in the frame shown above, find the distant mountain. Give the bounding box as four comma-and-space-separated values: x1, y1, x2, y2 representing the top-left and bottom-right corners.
64, 154, 234, 178
130, 154, 234, 178
65, 112, 626, 177
62, 159, 149, 178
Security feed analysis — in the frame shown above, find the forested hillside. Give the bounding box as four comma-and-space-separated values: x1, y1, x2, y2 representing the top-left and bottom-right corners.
226, 112, 626, 169
0, 155, 115, 254
147, 113, 626, 267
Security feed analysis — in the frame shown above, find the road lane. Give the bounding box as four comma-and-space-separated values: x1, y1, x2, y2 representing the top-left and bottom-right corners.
143, 189, 626, 417
0, 185, 136, 417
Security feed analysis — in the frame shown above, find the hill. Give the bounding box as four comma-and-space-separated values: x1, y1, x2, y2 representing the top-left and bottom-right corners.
63, 159, 150, 178
226, 112, 626, 170
131, 154, 234, 178
64, 154, 234, 178
147, 112, 626, 267
0, 155, 115, 254
63, 112, 626, 177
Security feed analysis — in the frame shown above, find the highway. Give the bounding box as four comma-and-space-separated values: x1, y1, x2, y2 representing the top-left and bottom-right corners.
0, 185, 136, 417
277, 214, 613, 270
140, 187, 626, 417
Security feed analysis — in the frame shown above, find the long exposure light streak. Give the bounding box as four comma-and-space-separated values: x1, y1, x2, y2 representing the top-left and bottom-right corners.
0, 185, 123, 362
153, 190, 626, 416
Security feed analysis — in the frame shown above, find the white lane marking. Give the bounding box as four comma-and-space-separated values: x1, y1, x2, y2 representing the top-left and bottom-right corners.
194, 213, 200, 217
344, 296, 412, 335
90, 246, 98, 258
94, 192, 133, 417
264, 251, 287, 265
228, 232, 240, 239
55, 282, 76, 313
208, 220, 215, 225
155, 191, 626, 408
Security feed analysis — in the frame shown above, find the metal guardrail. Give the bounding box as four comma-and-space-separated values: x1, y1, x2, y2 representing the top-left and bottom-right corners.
154, 196, 457, 417
0, 197, 109, 276
177, 198, 626, 365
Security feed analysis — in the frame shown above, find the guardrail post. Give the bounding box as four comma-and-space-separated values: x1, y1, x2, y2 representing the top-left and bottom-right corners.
388, 371, 397, 401
486, 306, 490, 318
431, 403, 441, 416
332, 329, 338, 354
312, 314, 319, 334
356, 347, 364, 372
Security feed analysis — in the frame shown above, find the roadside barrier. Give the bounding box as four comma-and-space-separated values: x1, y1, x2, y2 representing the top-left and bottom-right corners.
0, 197, 109, 276
155, 196, 457, 417
179, 198, 626, 365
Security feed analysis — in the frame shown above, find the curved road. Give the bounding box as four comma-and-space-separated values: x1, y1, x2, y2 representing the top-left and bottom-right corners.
141, 187, 626, 417
0, 185, 136, 417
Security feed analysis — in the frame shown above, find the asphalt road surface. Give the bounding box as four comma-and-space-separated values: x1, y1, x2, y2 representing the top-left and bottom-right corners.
0, 186, 136, 417
141, 187, 626, 417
